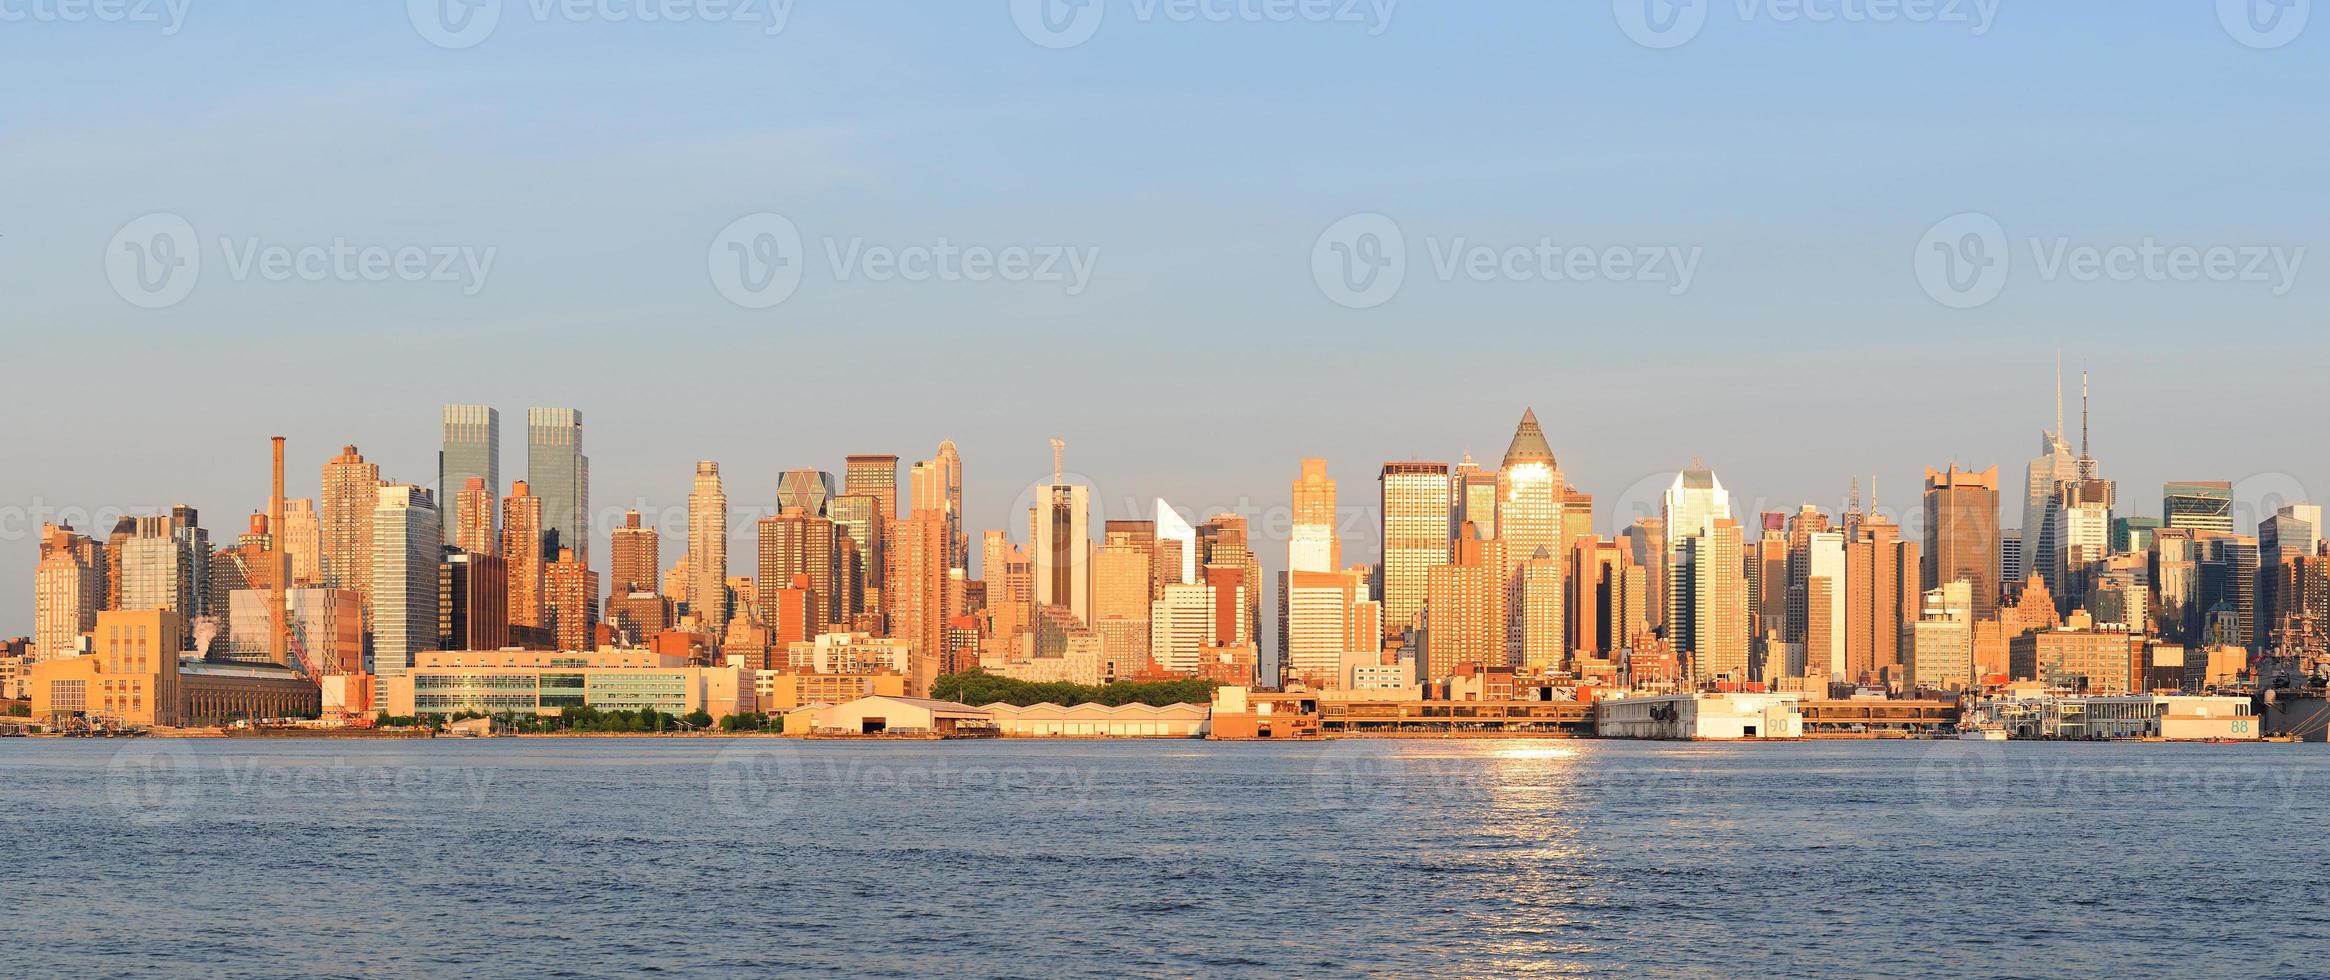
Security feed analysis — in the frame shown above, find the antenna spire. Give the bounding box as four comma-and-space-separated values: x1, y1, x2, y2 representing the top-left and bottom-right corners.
2054, 350, 2064, 439
1050, 438, 1065, 485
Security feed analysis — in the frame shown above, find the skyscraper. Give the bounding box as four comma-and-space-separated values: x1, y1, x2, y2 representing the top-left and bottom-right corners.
609, 510, 659, 595
503, 481, 547, 632
1155, 499, 1197, 591
1662, 461, 1734, 557
777, 469, 838, 517
525, 407, 589, 564
371, 484, 440, 676
440, 404, 499, 538
689, 461, 729, 633
453, 477, 496, 556
1425, 521, 1501, 680
1497, 410, 1565, 673
886, 513, 950, 686
845, 455, 901, 521
1030, 443, 1092, 624
759, 508, 839, 628
1289, 458, 1340, 573
1844, 510, 1919, 688
544, 546, 599, 652
279, 498, 322, 587
1923, 465, 2002, 620
1380, 461, 1452, 639
2163, 481, 2235, 534
910, 441, 965, 571
1677, 519, 1748, 687
34, 523, 103, 663
320, 445, 382, 618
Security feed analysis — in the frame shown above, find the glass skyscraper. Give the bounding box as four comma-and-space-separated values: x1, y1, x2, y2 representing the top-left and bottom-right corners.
526, 407, 589, 565
440, 405, 499, 532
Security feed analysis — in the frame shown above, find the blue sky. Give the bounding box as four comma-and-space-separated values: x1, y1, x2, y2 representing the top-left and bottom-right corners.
3, 2, 2324, 637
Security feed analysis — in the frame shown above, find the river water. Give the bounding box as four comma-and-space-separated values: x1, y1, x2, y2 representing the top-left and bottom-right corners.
4, 738, 2322, 977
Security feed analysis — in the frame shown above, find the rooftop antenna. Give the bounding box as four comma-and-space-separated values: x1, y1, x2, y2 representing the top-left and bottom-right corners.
1050, 438, 1065, 485
2054, 350, 2064, 439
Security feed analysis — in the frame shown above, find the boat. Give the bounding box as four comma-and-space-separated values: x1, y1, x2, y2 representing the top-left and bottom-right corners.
1956, 724, 2009, 741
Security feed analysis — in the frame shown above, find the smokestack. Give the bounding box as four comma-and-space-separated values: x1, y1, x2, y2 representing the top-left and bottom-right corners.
270, 436, 289, 669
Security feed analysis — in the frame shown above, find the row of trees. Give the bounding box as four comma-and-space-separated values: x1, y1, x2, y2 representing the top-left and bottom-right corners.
931, 670, 1220, 708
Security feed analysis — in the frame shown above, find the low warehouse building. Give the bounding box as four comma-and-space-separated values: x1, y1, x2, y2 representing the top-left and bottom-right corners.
1596, 692, 1805, 740
982, 701, 1209, 737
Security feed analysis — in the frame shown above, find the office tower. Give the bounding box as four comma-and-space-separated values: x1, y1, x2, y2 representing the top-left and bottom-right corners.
440, 405, 499, 533
1999, 531, 2025, 594
845, 455, 901, 521
544, 547, 599, 651
1572, 536, 1648, 658
1150, 582, 1217, 674
1496, 410, 1565, 672
1677, 519, 1749, 687
102, 517, 133, 611
320, 445, 382, 618
120, 510, 206, 647
280, 498, 321, 586
2163, 481, 2235, 534
2150, 528, 2201, 641
1290, 458, 1340, 573
910, 441, 965, 571
1424, 522, 1502, 681
439, 550, 508, 652
2112, 517, 2163, 554
1155, 499, 1197, 592
2021, 362, 2080, 586
688, 461, 729, 632
2259, 504, 2322, 639
758, 509, 839, 627
1907, 580, 1975, 692
1662, 461, 1734, 557
1094, 529, 1155, 674
1284, 568, 1379, 689
453, 478, 496, 556
1923, 465, 2002, 620
1625, 518, 1667, 631
1753, 526, 1789, 643
1030, 442, 1092, 623
886, 514, 950, 683
1509, 549, 1564, 673
2051, 491, 2113, 613
609, 510, 659, 595
525, 407, 589, 563
503, 481, 547, 630
371, 484, 440, 676
767, 573, 816, 649
34, 524, 103, 663
1195, 514, 1264, 669
777, 469, 838, 517
1381, 461, 1453, 638
1845, 509, 1918, 687
2198, 535, 2260, 648
1801, 530, 1844, 689
830, 494, 883, 619
1454, 453, 1498, 540
1563, 489, 1595, 560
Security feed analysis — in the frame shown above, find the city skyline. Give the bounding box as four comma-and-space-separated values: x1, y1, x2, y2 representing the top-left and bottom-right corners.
4, 373, 2320, 646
